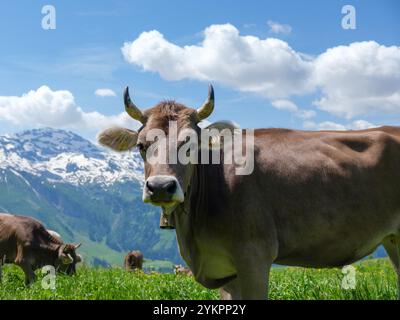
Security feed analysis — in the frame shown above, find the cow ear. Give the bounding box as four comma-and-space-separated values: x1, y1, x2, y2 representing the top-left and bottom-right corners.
76, 254, 83, 263
97, 127, 138, 152
203, 121, 240, 150
204, 120, 239, 131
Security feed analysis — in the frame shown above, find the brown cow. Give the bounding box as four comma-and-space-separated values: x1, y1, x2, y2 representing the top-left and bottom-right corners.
174, 264, 193, 276
124, 250, 143, 271
99, 85, 400, 300
0, 213, 82, 285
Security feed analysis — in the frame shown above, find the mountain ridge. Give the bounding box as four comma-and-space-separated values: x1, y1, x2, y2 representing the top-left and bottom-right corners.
0, 127, 181, 268
0, 127, 144, 186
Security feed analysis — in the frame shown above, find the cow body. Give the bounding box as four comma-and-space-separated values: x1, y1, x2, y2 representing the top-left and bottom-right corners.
169, 127, 400, 296
124, 250, 143, 271
0, 214, 81, 285
98, 86, 400, 299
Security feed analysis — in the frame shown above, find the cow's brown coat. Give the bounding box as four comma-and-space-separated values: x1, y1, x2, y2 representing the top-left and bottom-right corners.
98, 88, 400, 299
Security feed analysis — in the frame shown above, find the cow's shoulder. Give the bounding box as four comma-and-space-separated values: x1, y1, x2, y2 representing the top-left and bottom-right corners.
253, 126, 400, 177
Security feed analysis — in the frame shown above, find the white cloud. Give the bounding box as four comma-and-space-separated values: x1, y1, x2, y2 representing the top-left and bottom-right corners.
0, 86, 136, 136
122, 24, 314, 98
95, 88, 116, 97
303, 120, 377, 131
267, 20, 292, 35
313, 41, 400, 119
122, 24, 400, 120
271, 99, 298, 112
271, 99, 316, 120
295, 109, 316, 120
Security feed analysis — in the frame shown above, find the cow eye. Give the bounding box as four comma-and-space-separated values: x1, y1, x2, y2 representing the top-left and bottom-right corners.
137, 143, 147, 158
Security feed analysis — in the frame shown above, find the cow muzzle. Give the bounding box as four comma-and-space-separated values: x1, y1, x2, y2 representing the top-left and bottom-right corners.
143, 175, 184, 206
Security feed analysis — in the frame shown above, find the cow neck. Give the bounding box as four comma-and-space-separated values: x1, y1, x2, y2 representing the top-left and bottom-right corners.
31, 244, 60, 270
172, 162, 226, 269
189, 163, 207, 219
180, 161, 221, 223
42, 229, 63, 250
169, 161, 225, 235
172, 163, 205, 219
171, 164, 205, 268
35, 230, 63, 263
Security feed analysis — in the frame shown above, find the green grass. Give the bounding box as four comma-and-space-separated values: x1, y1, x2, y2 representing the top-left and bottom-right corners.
0, 258, 397, 300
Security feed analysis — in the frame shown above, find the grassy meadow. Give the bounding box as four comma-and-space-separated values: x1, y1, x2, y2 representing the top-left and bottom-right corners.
0, 258, 397, 300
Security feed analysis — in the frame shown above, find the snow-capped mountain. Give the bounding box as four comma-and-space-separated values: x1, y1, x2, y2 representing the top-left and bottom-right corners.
0, 128, 181, 268
0, 128, 144, 186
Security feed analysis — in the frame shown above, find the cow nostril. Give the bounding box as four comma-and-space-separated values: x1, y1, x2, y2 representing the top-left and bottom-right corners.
165, 181, 177, 194
146, 180, 154, 193
146, 178, 177, 197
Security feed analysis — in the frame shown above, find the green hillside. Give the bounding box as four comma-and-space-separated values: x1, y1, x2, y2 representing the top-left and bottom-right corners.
0, 169, 182, 267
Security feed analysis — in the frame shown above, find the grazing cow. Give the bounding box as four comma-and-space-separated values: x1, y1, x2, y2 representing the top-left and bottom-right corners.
98, 85, 400, 299
124, 250, 143, 271
0, 213, 82, 285
174, 264, 193, 276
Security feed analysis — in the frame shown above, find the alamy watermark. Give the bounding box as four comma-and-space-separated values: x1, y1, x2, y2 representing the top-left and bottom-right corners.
341, 265, 357, 290
341, 5, 356, 30
141, 122, 255, 175
41, 265, 56, 290
41, 5, 56, 30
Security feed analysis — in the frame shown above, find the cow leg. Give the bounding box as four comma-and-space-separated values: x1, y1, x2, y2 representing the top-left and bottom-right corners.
18, 263, 36, 286
220, 278, 241, 300
382, 235, 400, 299
234, 261, 271, 300
14, 245, 36, 286
0, 255, 4, 282
240, 266, 270, 300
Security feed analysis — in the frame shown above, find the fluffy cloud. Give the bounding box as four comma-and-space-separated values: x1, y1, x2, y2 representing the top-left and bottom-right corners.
271, 99, 316, 119
267, 21, 292, 34
95, 88, 116, 97
313, 41, 400, 119
295, 109, 317, 120
122, 24, 314, 98
303, 120, 377, 131
0, 86, 136, 136
122, 24, 400, 120
271, 99, 298, 112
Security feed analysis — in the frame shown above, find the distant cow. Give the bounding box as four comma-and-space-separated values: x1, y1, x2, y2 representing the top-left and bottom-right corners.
174, 265, 193, 276
124, 250, 143, 271
0, 213, 82, 285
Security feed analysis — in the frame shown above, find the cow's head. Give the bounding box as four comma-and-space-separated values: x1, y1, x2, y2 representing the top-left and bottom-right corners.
98, 85, 222, 212
56, 243, 82, 275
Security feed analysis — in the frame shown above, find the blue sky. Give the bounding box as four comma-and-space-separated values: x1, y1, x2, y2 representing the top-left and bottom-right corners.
0, 0, 399, 139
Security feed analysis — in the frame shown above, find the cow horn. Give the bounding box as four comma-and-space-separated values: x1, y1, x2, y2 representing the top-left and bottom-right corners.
66, 254, 74, 264
124, 86, 144, 123
196, 84, 214, 121
74, 243, 82, 249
